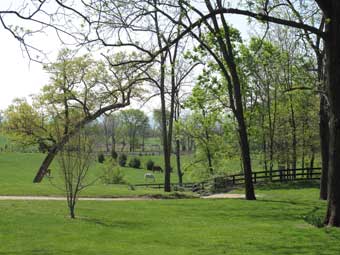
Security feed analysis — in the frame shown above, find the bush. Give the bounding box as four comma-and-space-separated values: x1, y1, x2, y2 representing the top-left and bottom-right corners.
111, 150, 118, 160
129, 157, 141, 169
101, 158, 125, 184
146, 159, 155, 171
118, 153, 127, 167
98, 153, 105, 163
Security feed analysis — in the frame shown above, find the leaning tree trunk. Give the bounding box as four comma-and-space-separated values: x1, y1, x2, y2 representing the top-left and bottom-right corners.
324, 1, 340, 226
33, 101, 130, 183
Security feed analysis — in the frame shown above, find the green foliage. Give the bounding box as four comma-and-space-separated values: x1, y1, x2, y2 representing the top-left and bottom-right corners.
101, 158, 125, 184
146, 159, 155, 170
118, 153, 128, 167
111, 150, 118, 159
128, 157, 141, 169
98, 153, 105, 163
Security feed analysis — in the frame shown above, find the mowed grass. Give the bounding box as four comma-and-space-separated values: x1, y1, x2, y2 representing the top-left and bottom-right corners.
0, 187, 340, 255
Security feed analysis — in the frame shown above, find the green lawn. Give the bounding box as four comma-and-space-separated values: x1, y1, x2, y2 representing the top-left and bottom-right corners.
0, 186, 339, 255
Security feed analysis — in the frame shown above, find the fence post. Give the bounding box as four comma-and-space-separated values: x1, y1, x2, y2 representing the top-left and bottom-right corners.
278, 165, 285, 182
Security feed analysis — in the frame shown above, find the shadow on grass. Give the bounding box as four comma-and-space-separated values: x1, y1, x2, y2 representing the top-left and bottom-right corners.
252, 241, 340, 255
303, 206, 324, 228
80, 217, 147, 229
255, 180, 320, 191
0, 250, 73, 255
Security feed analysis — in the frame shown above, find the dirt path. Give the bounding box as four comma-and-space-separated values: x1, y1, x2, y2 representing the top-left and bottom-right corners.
202, 193, 245, 199
0, 194, 245, 201
0, 196, 155, 201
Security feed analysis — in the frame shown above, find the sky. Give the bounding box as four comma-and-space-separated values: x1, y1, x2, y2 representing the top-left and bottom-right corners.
0, 1, 250, 111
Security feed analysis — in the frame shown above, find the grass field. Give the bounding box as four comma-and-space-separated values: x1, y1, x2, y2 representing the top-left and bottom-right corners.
0, 185, 340, 254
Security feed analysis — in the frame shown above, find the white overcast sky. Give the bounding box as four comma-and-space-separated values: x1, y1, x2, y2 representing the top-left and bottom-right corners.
0, 1, 251, 111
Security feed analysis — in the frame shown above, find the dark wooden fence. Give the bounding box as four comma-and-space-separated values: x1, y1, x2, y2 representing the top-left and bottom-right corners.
133, 167, 321, 192
212, 167, 321, 191
133, 181, 206, 191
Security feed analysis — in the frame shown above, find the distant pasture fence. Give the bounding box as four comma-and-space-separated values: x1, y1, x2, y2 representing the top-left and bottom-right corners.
132, 167, 321, 193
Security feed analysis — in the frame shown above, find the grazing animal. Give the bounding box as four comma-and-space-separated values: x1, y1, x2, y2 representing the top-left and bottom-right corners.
144, 173, 155, 182
152, 165, 163, 173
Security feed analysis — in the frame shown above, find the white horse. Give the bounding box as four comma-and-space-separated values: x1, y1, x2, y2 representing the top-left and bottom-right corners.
144, 173, 155, 182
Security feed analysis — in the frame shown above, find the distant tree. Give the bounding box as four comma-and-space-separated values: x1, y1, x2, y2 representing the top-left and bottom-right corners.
120, 109, 149, 152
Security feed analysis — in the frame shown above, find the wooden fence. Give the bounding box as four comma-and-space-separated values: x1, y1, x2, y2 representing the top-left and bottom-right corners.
133, 167, 322, 192
212, 167, 321, 190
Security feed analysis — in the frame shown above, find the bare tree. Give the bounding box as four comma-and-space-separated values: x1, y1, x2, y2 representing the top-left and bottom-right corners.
54, 128, 95, 219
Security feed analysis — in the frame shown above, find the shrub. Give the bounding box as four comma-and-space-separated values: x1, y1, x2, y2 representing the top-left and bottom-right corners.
111, 150, 118, 160
101, 158, 125, 184
129, 157, 141, 169
98, 153, 105, 163
146, 159, 155, 171
118, 153, 127, 167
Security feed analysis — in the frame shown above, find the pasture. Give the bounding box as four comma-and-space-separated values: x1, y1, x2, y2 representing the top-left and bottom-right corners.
0, 152, 266, 196
0, 152, 193, 197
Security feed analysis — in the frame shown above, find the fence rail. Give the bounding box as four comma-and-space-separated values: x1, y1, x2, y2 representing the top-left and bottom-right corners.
133, 167, 322, 192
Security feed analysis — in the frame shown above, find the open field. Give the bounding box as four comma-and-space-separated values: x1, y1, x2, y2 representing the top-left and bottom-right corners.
0, 152, 265, 196
0, 152, 321, 196
0, 152, 193, 197
0, 185, 340, 255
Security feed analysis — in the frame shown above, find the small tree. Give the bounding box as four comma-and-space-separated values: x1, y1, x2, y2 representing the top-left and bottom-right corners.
55, 129, 95, 219
118, 153, 128, 167
101, 158, 125, 184
146, 159, 155, 171
128, 157, 141, 169
111, 150, 118, 160
98, 153, 105, 163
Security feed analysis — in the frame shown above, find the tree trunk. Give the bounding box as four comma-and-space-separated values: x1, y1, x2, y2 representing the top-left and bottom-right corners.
320, 95, 329, 200
324, 1, 340, 226
33, 148, 58, 182
159, 58, 172, 192
237, 113, 256, 200
176, 139, 183, 186
103, 120, 110, 153
289, 95, 297, 173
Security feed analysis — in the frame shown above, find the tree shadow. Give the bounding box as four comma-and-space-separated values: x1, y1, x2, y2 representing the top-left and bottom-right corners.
255, 181, 320, 191
79, 217, 146, 229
